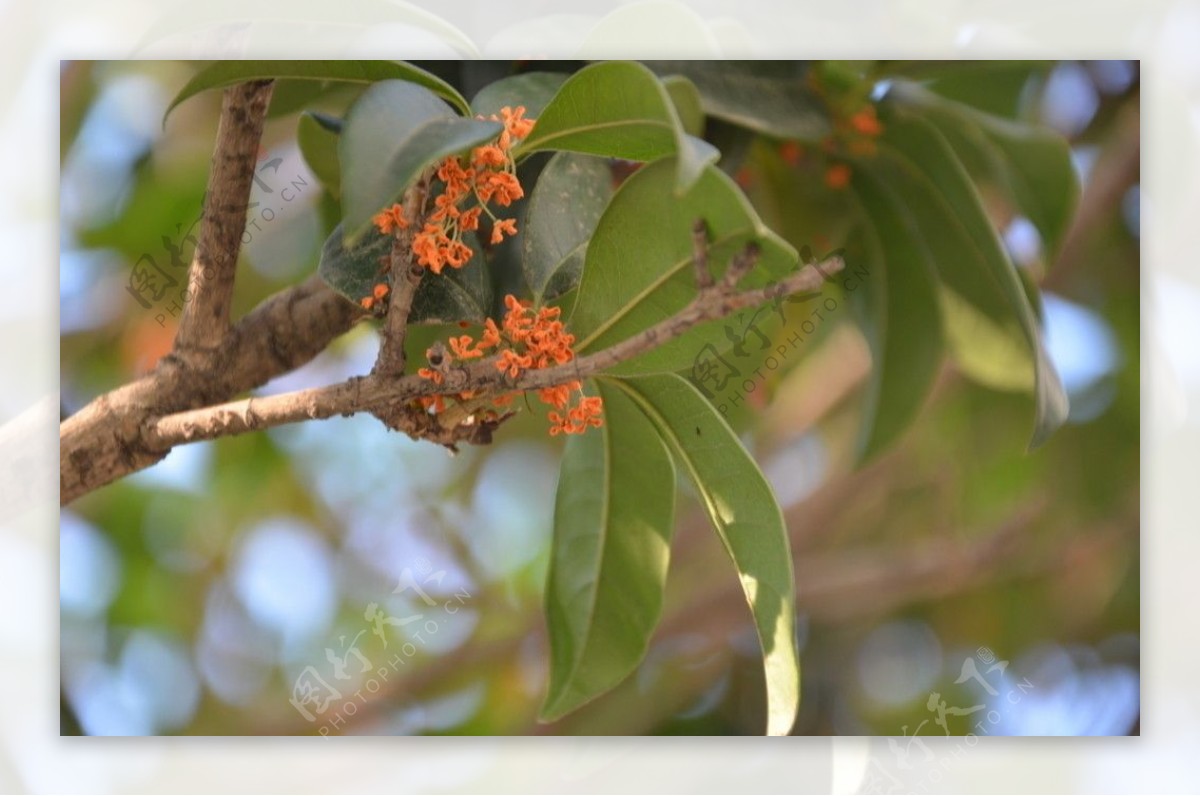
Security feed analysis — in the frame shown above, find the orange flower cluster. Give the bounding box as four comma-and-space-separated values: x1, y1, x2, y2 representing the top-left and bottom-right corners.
359, 282, 390, 310
370, 106, 535, 292
774, 70, 886, 193
417, 294, 604, 436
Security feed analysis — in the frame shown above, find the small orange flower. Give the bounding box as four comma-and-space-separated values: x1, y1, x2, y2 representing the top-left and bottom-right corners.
850, 106, 883, 137
490, 218, 518, 245
360, 296, 375, 310
372, 204, 408, 235
779, 140, 804, 166
824, 163, 852, 190
373, 283, 390, 300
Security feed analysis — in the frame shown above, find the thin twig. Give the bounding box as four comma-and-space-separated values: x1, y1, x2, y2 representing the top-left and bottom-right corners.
374, 175, 431, 375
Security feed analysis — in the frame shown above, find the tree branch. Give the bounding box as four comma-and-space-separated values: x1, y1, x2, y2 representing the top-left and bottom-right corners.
373, 173, 431, 377
174, 79, 275, 360
60, 276, 363, 504
143, 251, 844, 451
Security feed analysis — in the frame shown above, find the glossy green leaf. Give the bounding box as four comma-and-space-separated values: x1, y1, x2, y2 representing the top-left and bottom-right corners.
977, 117, 1080, 261
339, 80, 501, 243
317, 223, 490, 324
608, 373, 799, 736
523, 153, 614, 304
297, 112, 342, 199
165, 59, 469, 122
471, 71, 569, 119
892, 82, 1080, 261
542, 381, 677, 721
514, 61, 716, 193
661, 74, 706, 137
643, 60, 830, 141
875, 110, 1068, 446
849, 167, 945, 460
569, 158, 798, 375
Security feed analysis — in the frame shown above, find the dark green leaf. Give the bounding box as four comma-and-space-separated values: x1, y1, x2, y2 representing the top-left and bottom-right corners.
339, 80, 501, 243
523, 152, 614, 304
848, 167, 944, 460
514, 61, 716, 193
297, 112, 342, 199
875, 110, 1068, 446
892, 82, 1080, 261
643, 60, 830, 141
541, 381, 676, 721
977, 118, 1080, 261
317, 223, 491, 324
569, 158, 798, 375
471, 72, 569, 118
608, 373, 799, 736
165, 60, 470, 122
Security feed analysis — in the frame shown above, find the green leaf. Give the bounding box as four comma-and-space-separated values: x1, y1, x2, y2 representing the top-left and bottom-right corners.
977, 118, 1080, 261
317, 223, 491, 324
661, 74, 706, 137
339, 80, 501, 244
470, 71, 569, 119
165, 60, 470, 122
570, 158, 798, 375
514, 61, 716, 193
523, 152, 615, 304
608, 374, 799, 736
891, 82, 1080, 261
541, 381, 676, 721
297, 112, 342, 199
848, 167, 945, 460
875, 110, 1068, 447
643, 60, 830, 141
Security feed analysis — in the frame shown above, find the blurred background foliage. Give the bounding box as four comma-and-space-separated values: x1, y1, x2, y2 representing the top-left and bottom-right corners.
60, 60, 1139, 736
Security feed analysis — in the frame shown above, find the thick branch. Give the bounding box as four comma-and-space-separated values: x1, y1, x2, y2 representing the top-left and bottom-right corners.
60, 276, 363, 504
144, 253, 844, 450
174, 79, 275, 359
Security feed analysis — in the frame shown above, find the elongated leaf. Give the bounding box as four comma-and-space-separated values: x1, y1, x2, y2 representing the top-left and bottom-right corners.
570, 158, 798, 375
339, 80, 501, 243
317, 223, 490, 323
876, 110, 1068, 447
297, 112, 342, 199
523, 153, 614, 304
608, 373, 799, 736
165, 60, 469, 122
977, 118, 1079, 261
848, 167, 944, 460
514, 61, 716, 193
471, 72, 569, 119
862, 150, 1033, 393
643, 60, 830, 141
542, 381, 677, 721
891, 82, 1079, 261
